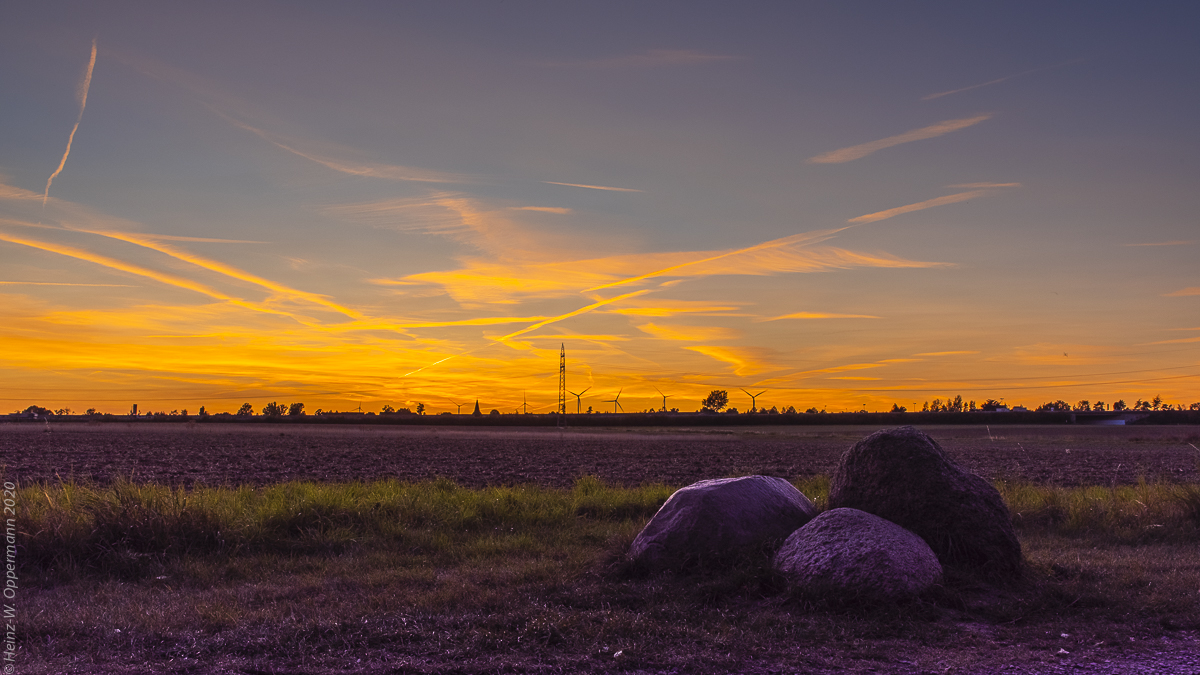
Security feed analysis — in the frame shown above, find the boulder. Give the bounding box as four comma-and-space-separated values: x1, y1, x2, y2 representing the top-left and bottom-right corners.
828, 426, 1022, 578
774, 508, 942, 602
629, 475, 818, 571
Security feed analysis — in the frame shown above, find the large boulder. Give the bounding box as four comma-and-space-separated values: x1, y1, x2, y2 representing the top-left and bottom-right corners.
629, 475, 818, 571
828, 426, 1022, 578
774, 508, 942, 602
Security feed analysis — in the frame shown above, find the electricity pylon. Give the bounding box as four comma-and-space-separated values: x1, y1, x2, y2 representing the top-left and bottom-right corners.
558, 343, 566, 416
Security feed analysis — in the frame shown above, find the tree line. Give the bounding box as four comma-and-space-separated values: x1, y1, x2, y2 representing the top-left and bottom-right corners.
12, 392, 1200, 419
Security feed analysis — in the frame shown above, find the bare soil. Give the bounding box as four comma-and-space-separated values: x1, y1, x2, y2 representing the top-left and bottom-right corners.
3, 422, 1199, 488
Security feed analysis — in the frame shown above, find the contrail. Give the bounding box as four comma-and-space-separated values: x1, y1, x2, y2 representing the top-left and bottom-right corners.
44, 38, 98, 205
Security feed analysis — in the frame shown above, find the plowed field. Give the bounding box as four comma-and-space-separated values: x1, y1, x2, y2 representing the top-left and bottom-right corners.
3, 422, 1198, 486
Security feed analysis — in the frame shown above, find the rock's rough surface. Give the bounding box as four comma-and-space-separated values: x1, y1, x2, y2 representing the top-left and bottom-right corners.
828, 426, 1022, 578
629, 475, 818, 571
774, 507, 942, 601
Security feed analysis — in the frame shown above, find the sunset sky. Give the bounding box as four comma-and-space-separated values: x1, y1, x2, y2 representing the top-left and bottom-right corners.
2, 2, 1198, 415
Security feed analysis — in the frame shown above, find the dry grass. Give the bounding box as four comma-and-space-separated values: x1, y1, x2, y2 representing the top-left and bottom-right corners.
12, 476, 1200, 673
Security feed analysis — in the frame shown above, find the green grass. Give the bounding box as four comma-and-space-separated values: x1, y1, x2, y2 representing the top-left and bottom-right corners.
13, 476, 1200, 673
18, 475, 676, 580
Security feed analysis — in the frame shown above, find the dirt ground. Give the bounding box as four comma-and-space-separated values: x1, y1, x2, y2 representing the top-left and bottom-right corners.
3, 421, 1198, 488
8, 422, 1200, 674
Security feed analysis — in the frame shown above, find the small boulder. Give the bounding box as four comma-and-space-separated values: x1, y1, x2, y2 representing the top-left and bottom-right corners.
629, 475, 818, 571
828, 426, 1022, 578
774, 508, 942, 602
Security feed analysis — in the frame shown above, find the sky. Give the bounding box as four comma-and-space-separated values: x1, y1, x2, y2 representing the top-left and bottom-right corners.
2, 1, 1198, 415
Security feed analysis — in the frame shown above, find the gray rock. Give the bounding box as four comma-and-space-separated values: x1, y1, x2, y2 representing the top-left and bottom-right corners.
774, 507, 942, 602
828, 426, 1022, 578
629, 475, 818, 571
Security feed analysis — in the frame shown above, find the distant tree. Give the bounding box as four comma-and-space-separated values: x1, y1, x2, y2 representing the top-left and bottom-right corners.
1151, 395, 1164, 411
1037, 400, 1071, 412
1092, 401, 1106, 411
85, 407, 98, 416
701, 390, 728, 412
54, 408, 73, 416
381, 405, 395, 413
1073, 400, 1091, 412
805, 407, 820, 414
199, 406, 208, 416
890, 404, 907, 413
968, 400, 977, 412
314, 408, 324, 415
726, 407, 739, 414
1112, 400, 1128, 411
262, 401, 286, 417
288, 402, 305, 416
489, 409, 500, 416
948, 395, 964, 413
416, 402, 425, 415
1133, 399, 1151, 411
921, 401, 930, 412
236, 403, 254, 416
784, 406, 796, 414
1190, 402, 1200, 411
586, 406, 593, 414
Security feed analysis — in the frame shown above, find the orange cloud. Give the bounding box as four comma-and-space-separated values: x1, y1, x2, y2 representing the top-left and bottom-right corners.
542, 181, 643, 192
82, 230, 363, 319
510, 206, 572, 214
763, 312, 880, 320
809, 114, 991, 164
0, 233, 293, 319
636, 323, 737, 341
848, 190, 989, 224
685, 346, 774, 376
1165, 287, 1200, 296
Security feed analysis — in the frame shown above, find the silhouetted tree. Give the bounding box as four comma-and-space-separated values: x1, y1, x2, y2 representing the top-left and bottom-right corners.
890, 404, 907, 413
288, 402, 305, 416
1074, 400, 1091, 412
1092, 401, 1106, 411
1112, 400, 1127, 411
1037, 400, 1071, 412
262, 401, 286, 417
236, 403, 254, 416
416, 403, 425, 415
199, 406, 208, 416
1190, 402, 1200, 411
701, 390, 728, 412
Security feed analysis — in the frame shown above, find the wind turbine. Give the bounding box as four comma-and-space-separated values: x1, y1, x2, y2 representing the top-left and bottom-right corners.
603, 388, 623, 413
567, 386, 591, 414
522, 391, 529, 415
654, 386, 671, 412
741, 388, 766, 413
447, 399, 465, 414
